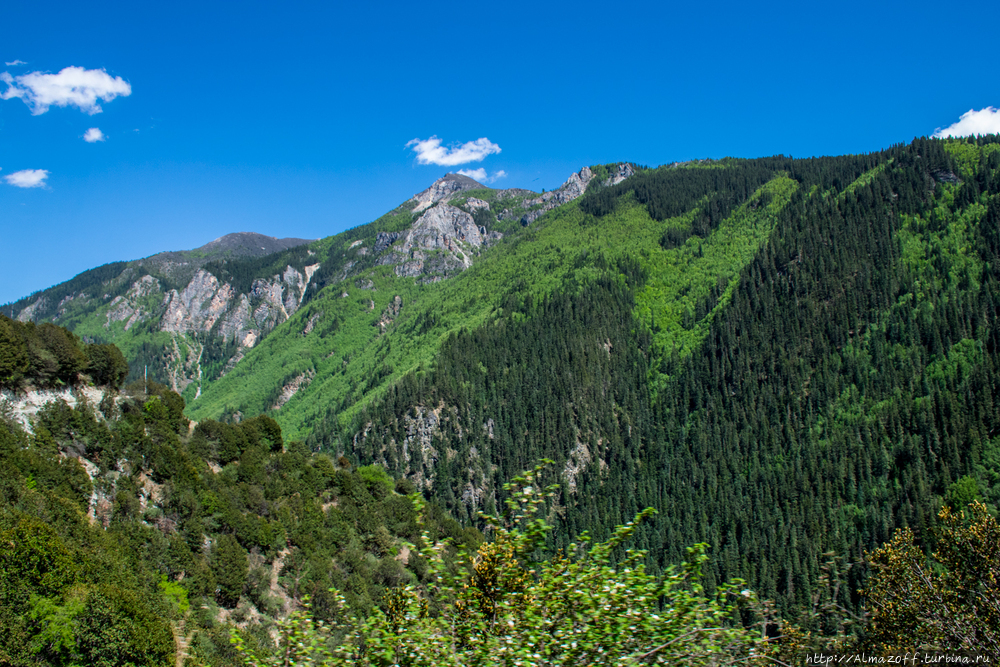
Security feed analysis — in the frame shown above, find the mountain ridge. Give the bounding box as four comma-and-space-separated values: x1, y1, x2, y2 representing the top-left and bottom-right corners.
6, 139, 1000, 620
2, 167, 614, 403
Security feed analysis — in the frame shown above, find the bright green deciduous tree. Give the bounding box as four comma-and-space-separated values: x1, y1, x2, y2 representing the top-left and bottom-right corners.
233, 463, 763, 666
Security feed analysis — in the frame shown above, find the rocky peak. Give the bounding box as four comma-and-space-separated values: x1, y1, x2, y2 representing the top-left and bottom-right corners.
384, 204, 488, 279
403, 204, 484, 254
604, 163, 635, 186
411, 173, 487, 213
518, 163, 636, 226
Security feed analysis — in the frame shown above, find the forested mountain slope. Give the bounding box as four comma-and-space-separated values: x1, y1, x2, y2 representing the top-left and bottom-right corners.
1, 347, 476, 665
8, 137, 1000, 620
4, 171, 602, 413
300, 137, 1000, 614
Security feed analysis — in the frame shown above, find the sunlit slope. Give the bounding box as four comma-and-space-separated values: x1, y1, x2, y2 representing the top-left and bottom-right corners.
334, 138, 1000, 614
189, 165, 802, 441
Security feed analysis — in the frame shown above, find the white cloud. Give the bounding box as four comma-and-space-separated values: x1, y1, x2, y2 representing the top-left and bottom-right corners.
4, 169, 49, 188
457, 167, 488, 181
933, 107, 1000, 138
457, 167, 508, 184
5, 60, 26, 66
83, 127, 105, 142
1, 66, 131, 115
406, 135, 501, 166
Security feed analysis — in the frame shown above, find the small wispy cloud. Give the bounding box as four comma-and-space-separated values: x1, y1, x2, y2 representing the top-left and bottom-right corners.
5, 60, 27, 66
457, 168, 487, 181
4, 169, 49, 188
83, 127, 105, 143
1, 66, 131, 115
457, 167, 508, 184
933, 107, 1000, 138
406, 136, 501, 166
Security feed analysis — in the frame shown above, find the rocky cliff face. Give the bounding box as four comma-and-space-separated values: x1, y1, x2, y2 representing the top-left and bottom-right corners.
388, 204, 484, 278
410, 173, 485, 213
105, 274, 162, 331
517, 164, 634, 226
1, 386, 108, 434
373, 166, 642, 281
14, 258, 321, 399
156, 263, 319, 344
155, 263, 319, 392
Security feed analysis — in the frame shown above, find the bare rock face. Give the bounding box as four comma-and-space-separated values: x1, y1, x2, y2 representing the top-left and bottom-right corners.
271, 370, 315, 410
0, 386, 106, 433
388, 204, 486, 278
520, 167, 595, 226
465, 197, 490, 211
605, 163, 635, 186
160, 263, 317, 349
374, 232, 401, 255
410, 173, 485, 213
517, 163, 635, 226
527, 167, 594, 209
106, 275, 162, 331
161, 270, 234, 333
16, 297, 46, 323
404, 204, 483, 253
376, 295, 402, 330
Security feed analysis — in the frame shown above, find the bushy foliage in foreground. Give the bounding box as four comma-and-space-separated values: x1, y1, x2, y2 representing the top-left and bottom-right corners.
233, 464, 764, 666
863, 500, 1000, 653
0, 384, 479, 666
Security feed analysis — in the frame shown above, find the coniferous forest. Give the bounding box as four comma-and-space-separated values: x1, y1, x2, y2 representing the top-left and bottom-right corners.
330, 137, 1000, 615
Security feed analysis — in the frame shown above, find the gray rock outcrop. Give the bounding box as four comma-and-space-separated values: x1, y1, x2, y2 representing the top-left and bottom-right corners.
106, 275, 161, 331
604, 163, 635, 186
411, 173, 485, 213
385, 204, 487, 278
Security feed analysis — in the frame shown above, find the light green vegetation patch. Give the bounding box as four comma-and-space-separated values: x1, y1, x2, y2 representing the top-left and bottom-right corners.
634, 176, 798, 362
943, 140, 1000, 178
808, 167, 990, 465
190, 169, 802, 440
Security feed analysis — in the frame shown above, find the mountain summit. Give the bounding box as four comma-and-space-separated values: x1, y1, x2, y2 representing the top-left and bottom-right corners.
411, 173, 488, 213
188, 232, 315, 258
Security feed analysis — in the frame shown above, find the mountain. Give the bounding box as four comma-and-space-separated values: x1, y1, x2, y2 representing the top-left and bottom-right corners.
138, 231, 316, 274
5, 231, 321, 400
3, 168, 611, 408
8, 137, 1000, 619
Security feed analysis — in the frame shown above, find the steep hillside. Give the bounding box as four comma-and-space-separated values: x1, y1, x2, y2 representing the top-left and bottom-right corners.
183, 166, 629, 434
5, 171, 600, 410
5, 233, 318, 401
0, 371, 477, 666
10, 137, 1000, 620
337, 137, 1000, 614
183, 136, 1000, 615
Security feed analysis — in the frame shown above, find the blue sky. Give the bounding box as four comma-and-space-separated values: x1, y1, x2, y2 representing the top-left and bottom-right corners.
2, 0, 999, 304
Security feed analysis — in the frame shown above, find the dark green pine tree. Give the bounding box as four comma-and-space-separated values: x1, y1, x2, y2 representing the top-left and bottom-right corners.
210, 533, 248, 608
